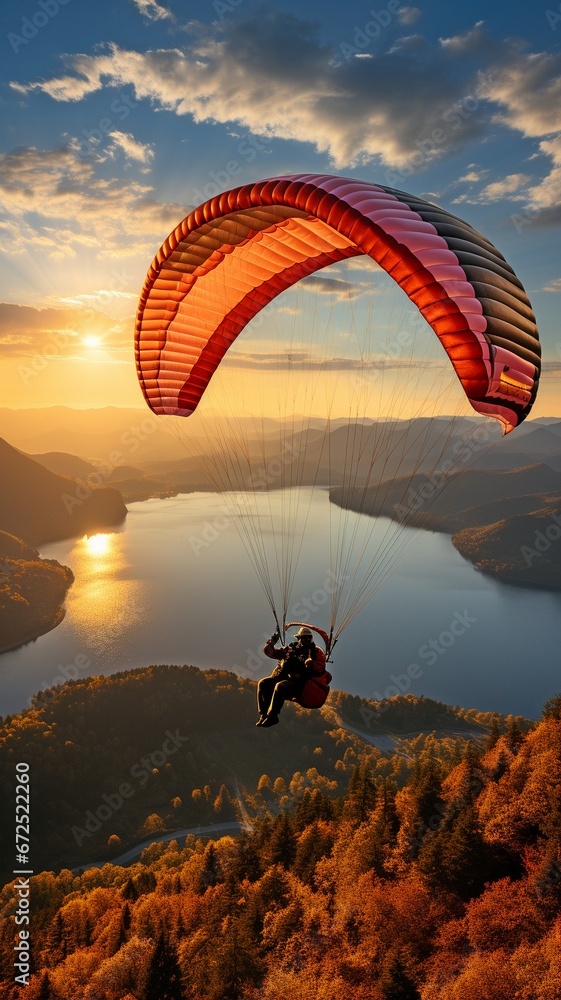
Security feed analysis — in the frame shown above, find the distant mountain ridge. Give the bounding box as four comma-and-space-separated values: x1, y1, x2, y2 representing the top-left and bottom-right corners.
2, 406, 560, 470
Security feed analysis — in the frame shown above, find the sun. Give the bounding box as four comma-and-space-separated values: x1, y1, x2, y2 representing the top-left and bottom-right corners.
83, 335, 102, 348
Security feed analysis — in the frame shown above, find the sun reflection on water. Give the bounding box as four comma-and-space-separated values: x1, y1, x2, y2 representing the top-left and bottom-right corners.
84, 532, 112, 559
64, 531, 144, 652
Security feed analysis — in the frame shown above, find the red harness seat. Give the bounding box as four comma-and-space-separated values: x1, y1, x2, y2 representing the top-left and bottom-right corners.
293, 670, 332, 709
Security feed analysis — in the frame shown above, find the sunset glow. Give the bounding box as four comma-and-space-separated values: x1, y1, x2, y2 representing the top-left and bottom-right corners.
83, 335, 103, 349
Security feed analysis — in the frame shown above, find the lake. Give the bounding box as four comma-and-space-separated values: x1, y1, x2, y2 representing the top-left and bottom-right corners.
1, 489, 559, 719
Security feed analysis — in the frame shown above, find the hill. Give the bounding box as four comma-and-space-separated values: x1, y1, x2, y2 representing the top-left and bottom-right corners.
331, 464, 561, 590
0, 438, 127, 546
0, 530, 74, 652
28, 451, 100, 479
0, 664, 527, 880
0, 671, 558, 1000
453, 499, 561, 589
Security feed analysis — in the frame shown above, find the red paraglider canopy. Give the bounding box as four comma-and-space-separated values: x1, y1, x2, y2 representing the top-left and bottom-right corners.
136, 174, 540, 433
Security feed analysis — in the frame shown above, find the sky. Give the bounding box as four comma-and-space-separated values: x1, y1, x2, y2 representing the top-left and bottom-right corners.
1, 0, 561, 415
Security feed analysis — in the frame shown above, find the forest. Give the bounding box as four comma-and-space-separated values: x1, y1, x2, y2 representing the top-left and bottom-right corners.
0, 665, 527, 878
0, 530, 73, 653
0, 668, 558, 998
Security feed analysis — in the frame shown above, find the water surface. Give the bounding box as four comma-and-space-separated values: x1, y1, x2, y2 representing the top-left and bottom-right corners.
1, 489, 559, 718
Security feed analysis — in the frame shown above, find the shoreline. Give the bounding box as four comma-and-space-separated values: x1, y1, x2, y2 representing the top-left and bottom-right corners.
0, 606, 68, 657
328, 489, 561, 594
452, 548, 561, 594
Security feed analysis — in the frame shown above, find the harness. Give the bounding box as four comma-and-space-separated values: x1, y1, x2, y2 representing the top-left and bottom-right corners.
284, 637, 332, 710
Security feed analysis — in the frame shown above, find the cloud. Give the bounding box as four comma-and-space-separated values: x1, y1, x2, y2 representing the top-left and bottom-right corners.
51, 289, 138, 319
0, 145, 183, 258
524, 135, 561, 225
108, 130, 154, 165
0, 302, 130, 360
398, 7, 421, 26
223, 349, 418, 372
10, 13, 496, 170
540, 360, 561, 373
132, 0, 173, 21
453, 172, 531, 205
440, 21, 489, 56
542, 277, 561, 292
480, 173, 530, 202
299, 276, 376, 300
478, 48, 561, 138
10, 12, 561, 205
389, 34, 427, 55
457, 168, 488, 183
480, 173, 531, 200
342, 257, 383, 273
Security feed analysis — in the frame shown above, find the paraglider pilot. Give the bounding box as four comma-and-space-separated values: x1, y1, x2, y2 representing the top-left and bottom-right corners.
256, 626, 327, 727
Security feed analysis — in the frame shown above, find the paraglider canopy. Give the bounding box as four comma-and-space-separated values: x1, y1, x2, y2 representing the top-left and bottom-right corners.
136, 173, 540, 434
135, 173, 541, 648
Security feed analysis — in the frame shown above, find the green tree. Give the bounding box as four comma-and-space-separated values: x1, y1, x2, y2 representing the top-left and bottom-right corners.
146, 932, 183, 1000
345, 758, 377, 823
542, 694, 561, 721
25, 970, 54, 1000
293, 821, 334, 884
198, 840, 223, 891
43, 911, 67, 967
267, 813, 296, 869
205, 916, 264, 1000
418, 805, 498, 900
505, 718, 525, 753
485, 716, 502, 750
380, 952, 420, 999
